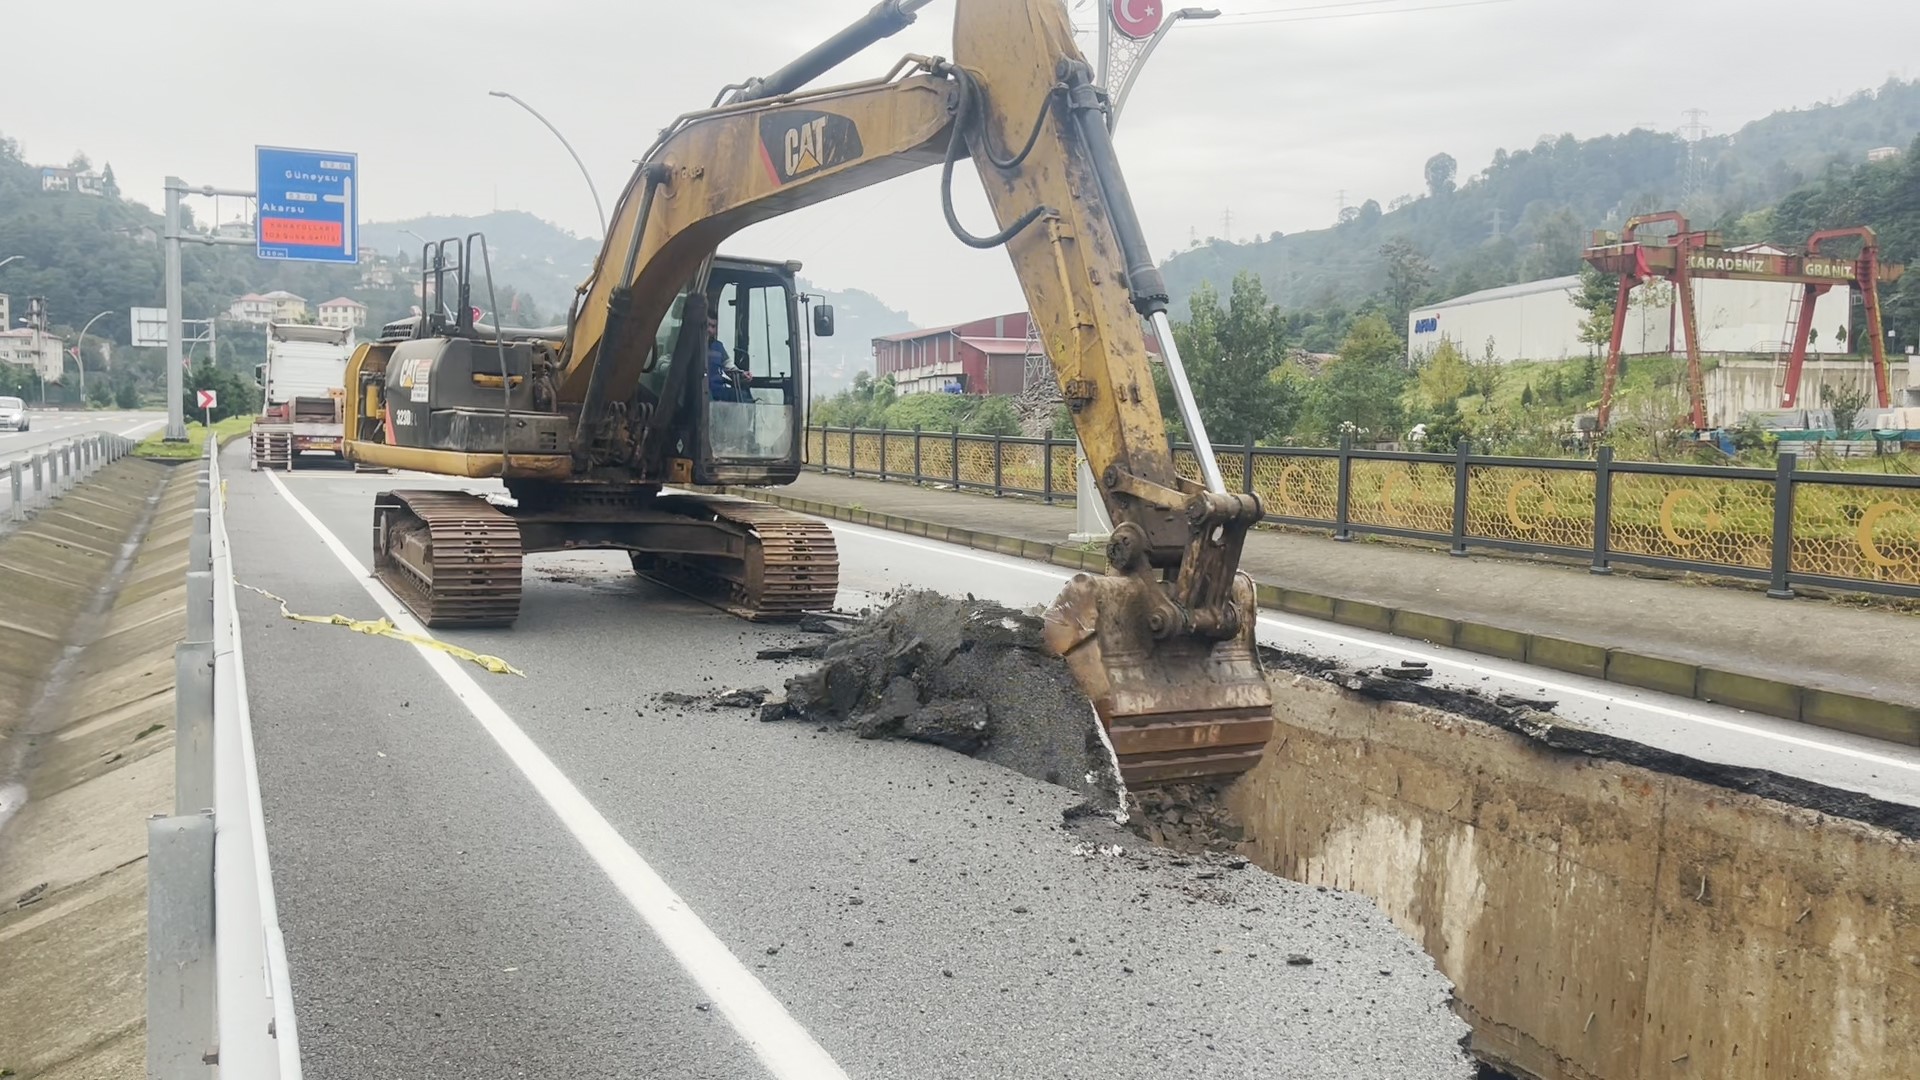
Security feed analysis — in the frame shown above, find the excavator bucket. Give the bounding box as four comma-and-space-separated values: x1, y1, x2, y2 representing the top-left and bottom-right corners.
1042, 570, 1275, 787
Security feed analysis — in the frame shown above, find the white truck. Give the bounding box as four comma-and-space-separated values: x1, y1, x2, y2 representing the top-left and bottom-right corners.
253, 322, 353, 468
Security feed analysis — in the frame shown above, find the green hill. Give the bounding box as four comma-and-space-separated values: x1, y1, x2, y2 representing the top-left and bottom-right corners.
1161, 78, 1920, 321
0, 135, 908, 401
364, 210, 913, 394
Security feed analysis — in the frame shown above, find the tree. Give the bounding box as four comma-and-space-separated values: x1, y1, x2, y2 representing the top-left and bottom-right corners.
1300, 315, 1409, 441
1424, 152, 1457, 198
1826, 380, 1869, 435
86, 377, 113, 407
1523, 206, 1587, 279
182, 362, 260, 422
1158, 272, 1295, 444
100, 162, 119, 199
1380, 239, 1434, 338
1417, 338, 1469, 409
1573, 265, 1618, 349
1358, 199, 1383, 225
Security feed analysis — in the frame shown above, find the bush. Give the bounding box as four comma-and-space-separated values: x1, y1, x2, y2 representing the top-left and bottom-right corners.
964, 396, 1021, 437
181, 363, 260, 422
880, 392, 971, 432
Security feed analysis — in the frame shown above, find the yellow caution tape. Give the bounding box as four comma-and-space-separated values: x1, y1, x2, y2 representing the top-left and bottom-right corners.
235, 582, 525, 677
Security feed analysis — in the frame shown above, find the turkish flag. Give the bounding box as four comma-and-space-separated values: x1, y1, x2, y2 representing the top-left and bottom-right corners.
1112, 0, 1165, 40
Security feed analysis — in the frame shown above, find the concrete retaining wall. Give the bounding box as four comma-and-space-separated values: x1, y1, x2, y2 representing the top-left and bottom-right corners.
1226, 675, 1917, 1080
0, 458, 192, 1077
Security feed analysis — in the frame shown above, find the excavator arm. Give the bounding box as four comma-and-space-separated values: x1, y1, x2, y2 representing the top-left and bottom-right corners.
336, 0, 1267, 776
567, 0, 1275, 781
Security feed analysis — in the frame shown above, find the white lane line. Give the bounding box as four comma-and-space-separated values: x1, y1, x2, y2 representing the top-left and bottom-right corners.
262, 471, 848, 1080
825, 520, 1920, 775
120, 419, 164, 438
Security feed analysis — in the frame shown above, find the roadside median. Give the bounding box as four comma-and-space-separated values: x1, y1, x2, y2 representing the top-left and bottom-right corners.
726, 478, 1920, 747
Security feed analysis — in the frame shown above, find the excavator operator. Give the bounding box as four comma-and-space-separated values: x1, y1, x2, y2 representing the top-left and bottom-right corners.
706, 310, 752, 402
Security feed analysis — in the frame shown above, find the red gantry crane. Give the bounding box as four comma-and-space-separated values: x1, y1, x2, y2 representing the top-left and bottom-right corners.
1582, 212, 1904, 431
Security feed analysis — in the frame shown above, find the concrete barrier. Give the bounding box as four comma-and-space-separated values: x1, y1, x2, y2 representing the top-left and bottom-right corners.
1225, 674, 1919, 1080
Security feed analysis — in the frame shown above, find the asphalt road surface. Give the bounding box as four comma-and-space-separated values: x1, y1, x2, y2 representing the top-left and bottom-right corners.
228, 451, 1474, 1079
0, 407, 162, 456
1, 409, 165, 516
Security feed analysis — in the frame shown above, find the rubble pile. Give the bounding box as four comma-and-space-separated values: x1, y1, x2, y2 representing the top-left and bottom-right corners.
763, 590, 1126, 813
1125, 783, 1247, 854
1011, 376, 1065, 438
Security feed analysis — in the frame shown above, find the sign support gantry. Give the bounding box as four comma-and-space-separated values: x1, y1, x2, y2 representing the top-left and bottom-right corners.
1582, 212, 1904, 431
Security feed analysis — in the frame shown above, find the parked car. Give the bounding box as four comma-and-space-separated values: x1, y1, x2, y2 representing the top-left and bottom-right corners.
0, 396, 26, 432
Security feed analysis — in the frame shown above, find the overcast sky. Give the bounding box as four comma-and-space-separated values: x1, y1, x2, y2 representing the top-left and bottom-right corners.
10, 0, 1918, 325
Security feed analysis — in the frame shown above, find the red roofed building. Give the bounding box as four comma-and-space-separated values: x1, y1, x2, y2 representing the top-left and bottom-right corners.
873, 310, 1164, 396
872, 312, 1037, 396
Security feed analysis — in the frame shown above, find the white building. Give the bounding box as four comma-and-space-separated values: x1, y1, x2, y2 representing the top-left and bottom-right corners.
317, 296, 368, 330
39, 167, 104, 196
0, 327, 64, 380
1408, 267, 1853, 365
229, 290, 310, 325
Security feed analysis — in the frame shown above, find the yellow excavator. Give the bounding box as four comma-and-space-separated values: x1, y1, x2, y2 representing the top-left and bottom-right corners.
342, 0, 1272, 784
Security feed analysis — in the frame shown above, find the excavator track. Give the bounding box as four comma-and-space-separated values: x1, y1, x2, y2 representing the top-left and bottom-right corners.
631, 494, 838, 620
372, 490, 524, 628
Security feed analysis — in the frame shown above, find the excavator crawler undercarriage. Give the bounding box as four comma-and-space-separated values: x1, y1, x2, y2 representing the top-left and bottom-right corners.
629, 496, 839, 620
371, 489, 838, 629
372, 491, 524, 628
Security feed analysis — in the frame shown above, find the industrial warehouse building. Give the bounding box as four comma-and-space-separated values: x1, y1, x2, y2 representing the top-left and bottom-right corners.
1407, 261, 1854, 365
872, 312, 1036, 395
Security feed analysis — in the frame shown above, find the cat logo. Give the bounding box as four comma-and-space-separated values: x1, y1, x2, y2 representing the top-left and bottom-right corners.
759, 110, 863, 185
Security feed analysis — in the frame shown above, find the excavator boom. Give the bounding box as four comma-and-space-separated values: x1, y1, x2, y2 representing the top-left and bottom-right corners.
345, 0, 1274, 785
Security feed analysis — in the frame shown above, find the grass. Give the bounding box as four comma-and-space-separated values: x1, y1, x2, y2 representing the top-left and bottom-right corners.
132, 416, 256, 460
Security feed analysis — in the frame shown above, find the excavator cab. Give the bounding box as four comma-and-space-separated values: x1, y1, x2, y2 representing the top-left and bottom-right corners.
642, 257, 817, 488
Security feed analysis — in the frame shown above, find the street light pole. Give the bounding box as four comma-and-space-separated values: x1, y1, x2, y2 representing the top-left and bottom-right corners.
71, 309, 112, 401
0, 255, 21, 272
488, 90, 608, 236
1107, 7, 1220, 133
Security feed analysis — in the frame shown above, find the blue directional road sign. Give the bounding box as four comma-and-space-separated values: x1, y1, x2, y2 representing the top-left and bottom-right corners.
255, 146, 358, 264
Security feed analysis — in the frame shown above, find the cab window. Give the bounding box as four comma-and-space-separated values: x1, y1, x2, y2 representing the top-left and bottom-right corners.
706, 273, 796, 460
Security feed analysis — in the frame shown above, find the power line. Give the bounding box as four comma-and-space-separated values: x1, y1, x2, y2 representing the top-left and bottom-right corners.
1197, 0, 1522, 28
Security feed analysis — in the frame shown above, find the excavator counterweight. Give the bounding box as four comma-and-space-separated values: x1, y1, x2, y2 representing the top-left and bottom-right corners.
341, 0, 1273, 786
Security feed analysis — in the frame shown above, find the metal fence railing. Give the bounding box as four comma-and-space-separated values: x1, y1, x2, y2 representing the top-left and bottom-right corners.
148, 437, 302, 1079
805, 426, 1920, 600
3, 433, 133, 527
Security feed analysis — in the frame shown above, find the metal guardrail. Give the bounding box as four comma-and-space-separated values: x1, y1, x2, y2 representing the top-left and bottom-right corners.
2, 433, 132, 525
806, 425, 1920, 600
147, 437, 302, 1079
